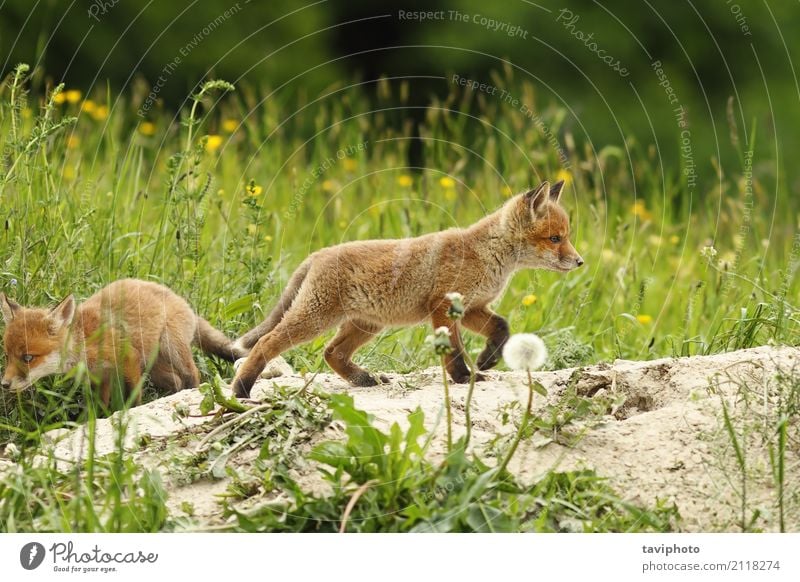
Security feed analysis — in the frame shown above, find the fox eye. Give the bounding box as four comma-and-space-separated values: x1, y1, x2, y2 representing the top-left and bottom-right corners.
549, 235, 561, 243
21, 354, 34, 363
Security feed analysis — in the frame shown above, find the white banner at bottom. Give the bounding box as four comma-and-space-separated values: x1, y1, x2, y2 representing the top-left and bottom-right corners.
1, 533, 798, 581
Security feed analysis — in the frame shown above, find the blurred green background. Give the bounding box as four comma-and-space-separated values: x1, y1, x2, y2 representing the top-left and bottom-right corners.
1, 0, 798, 184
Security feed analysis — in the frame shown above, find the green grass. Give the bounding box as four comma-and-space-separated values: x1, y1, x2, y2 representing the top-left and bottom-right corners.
226, 393, 677, 533
0, 65, 797, 532
3, 68, 796, 385
713, 362, 800, 533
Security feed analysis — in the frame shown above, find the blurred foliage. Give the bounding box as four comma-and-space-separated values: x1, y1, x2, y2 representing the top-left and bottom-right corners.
1, 0, 798, 178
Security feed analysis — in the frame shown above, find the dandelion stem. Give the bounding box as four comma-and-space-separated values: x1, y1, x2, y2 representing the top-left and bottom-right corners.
463, 352, 477, 448
441, 356, 453, 452
497, 370, 535, 476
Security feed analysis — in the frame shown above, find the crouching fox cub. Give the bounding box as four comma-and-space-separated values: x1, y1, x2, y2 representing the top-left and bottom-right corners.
232, 180, 583, 397
1, 279, 244, 406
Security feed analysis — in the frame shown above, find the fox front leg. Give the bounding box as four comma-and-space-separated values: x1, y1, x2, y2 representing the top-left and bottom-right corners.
430, 307, 486, 384
462, 307, 510, 371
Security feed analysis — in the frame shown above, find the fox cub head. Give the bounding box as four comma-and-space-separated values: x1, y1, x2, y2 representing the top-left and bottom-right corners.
511, 180, 584, 272
0, 294, 76, 392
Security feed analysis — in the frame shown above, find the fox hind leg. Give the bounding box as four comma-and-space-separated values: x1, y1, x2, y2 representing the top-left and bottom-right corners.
324, 319, 387, 386
149, 358, 200, 392
149, 364, 185, 392
232, 307, 341, 398
152, 328, 201, 391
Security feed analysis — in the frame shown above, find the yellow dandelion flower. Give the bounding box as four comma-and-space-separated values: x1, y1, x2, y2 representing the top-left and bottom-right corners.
245, 181, 263, 197
264, 235, 273, 242
636, 314, 653, 325
631, 200, 652, 221
217, 189, 225, 196
221, 119, 238, 133
439, 176, 456, 189
601, 249, 616, 262
502, 185, 514, 198
247, 224, 257, 235
53, 92, 66, 105
397, 174, 413, 187
322, 180, 335, 192
555, 168, 573, 185
62, 166, 75, 181
343, 158, 357, 172
139, 122, 156, 136
669, 235, 680, 244
91, 105, 108, 121
66, 136, 80, 149
81, 100, 97, 114
205, 135, 223, 152
64, 90, 82, 104
339, 220, 349, 229
522, 294, 537, 306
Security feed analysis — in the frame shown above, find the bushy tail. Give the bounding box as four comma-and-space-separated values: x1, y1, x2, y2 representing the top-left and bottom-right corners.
236, 259, 312, 350
194, 317, 245, 361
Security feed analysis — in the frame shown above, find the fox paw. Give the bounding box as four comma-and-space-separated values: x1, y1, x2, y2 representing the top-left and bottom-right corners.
450, 372, 486, 384
476, 352, 500, 371
477, 344, 503, 370
233, 356, 293, 379
232, 378, 252, 399
349, 372, 389, 387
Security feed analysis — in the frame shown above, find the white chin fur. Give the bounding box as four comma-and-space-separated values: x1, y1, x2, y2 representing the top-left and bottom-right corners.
24, 352, 66, 385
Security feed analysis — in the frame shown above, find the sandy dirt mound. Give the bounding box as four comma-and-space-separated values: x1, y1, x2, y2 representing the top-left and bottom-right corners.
40, 345, 800, 532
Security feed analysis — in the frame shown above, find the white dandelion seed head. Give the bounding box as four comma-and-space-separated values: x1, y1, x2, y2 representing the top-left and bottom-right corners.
502, 333, 548, 371
445, 292, 463, 302
700, 245, 718, 260
434, 326, 451, 337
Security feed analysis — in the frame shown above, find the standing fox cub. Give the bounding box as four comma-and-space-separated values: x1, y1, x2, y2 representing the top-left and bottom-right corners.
1, 279, 243, 406
232, 180, 583, 397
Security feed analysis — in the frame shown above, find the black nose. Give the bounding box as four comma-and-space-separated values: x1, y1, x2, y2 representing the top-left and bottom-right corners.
576, 257, 585, 267
0, 380, 10, 389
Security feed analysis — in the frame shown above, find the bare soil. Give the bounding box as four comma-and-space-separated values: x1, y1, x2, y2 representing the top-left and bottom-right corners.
39, 345, 800, 532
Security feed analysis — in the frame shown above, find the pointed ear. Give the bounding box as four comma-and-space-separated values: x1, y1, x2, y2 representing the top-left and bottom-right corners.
0, 293, 20, 325
46, 295, 75, 333
550, 180, 565, 204
524, 181, 550, 215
